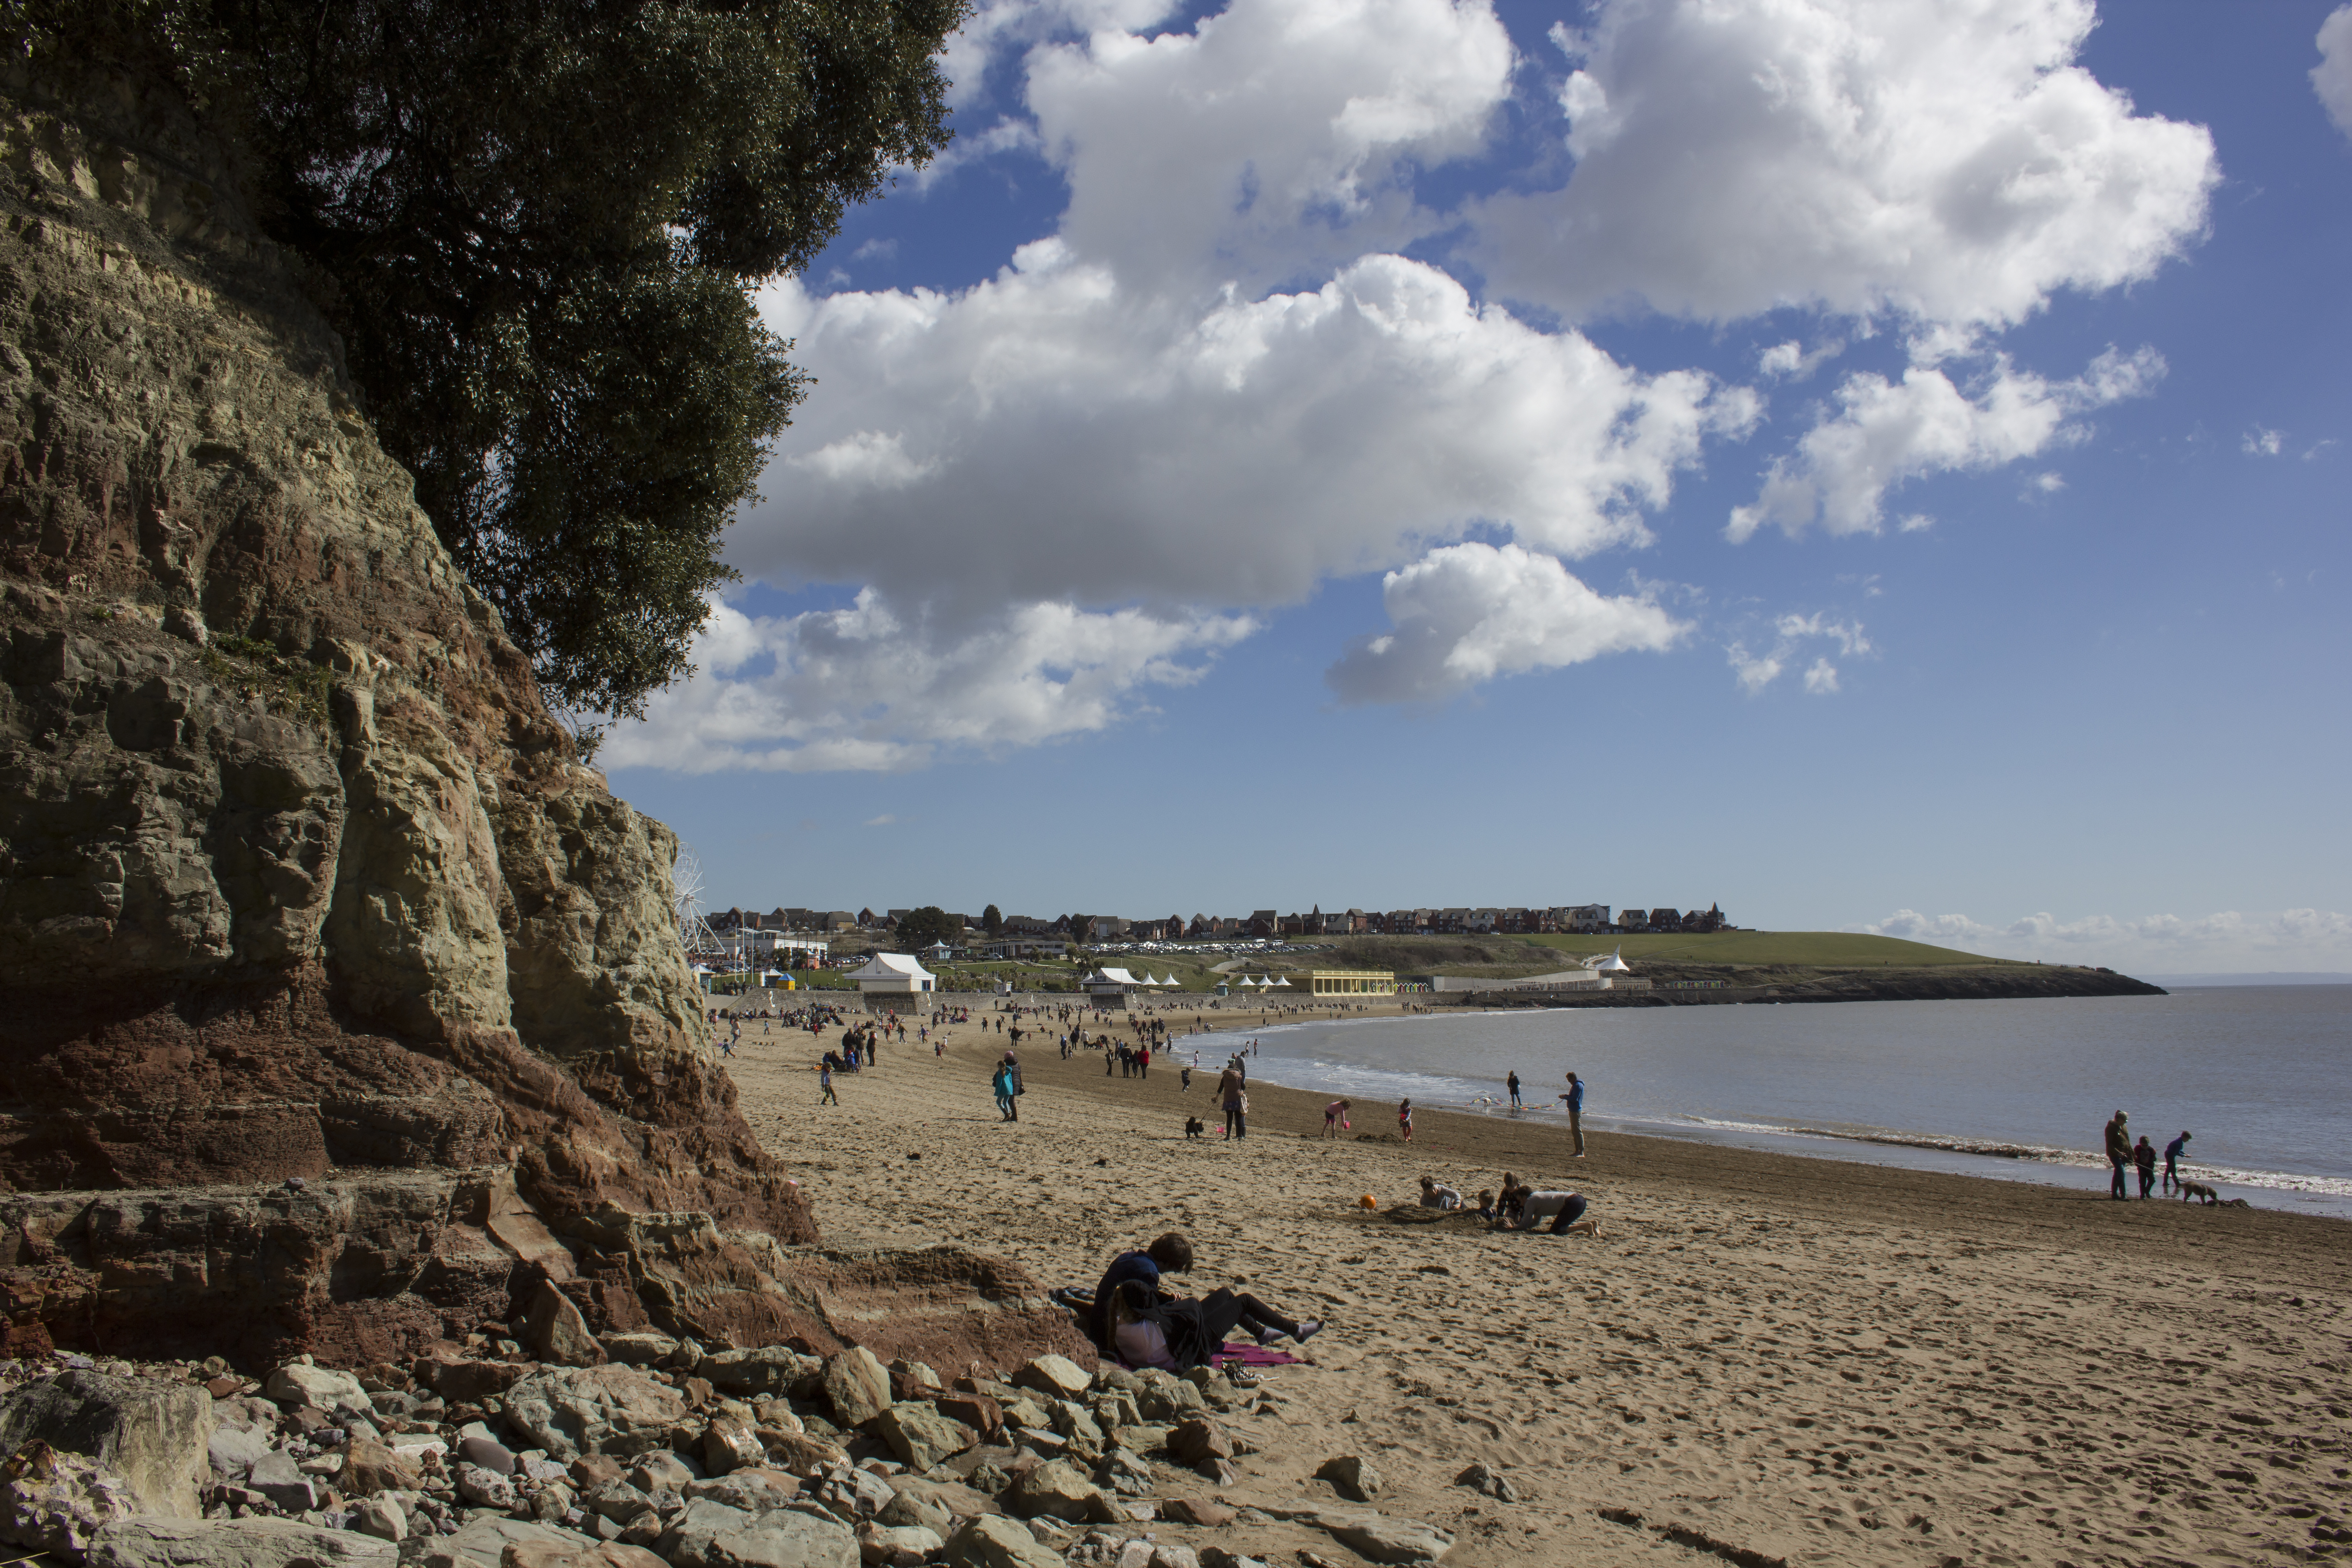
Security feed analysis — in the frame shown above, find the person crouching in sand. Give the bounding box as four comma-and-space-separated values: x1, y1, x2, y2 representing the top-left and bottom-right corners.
1497, 1181, 1605, 1237
1322, 1098, 1352, 1139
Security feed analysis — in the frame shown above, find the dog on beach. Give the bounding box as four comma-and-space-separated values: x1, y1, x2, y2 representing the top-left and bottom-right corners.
2179, 1181, 2220, 1205
1184, 1116, 1206, 1140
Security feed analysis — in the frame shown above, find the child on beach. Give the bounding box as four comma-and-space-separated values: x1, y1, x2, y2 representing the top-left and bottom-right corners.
2163, 1130, 2192, 1194
1499, 1183, 1604, 1237
1323, 1098, 1352, 1138
2134, 1135, 2158, 1199
818, 1063, 836, 1106
1398, 1099, 1414, 1141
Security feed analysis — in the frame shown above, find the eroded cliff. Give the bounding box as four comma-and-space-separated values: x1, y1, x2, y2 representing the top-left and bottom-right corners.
0, 63, 1083, 1373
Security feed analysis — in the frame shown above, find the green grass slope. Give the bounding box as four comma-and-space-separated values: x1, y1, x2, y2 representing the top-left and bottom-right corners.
1518, 931, 2017, 968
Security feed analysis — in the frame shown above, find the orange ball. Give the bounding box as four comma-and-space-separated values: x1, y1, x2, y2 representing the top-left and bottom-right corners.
1358, 1194, 1378, 1209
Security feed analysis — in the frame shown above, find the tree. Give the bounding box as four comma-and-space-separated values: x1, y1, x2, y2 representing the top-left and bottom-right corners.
893, 906, 958, 951
981, 904, 1003, 938
19, 0, 964, 721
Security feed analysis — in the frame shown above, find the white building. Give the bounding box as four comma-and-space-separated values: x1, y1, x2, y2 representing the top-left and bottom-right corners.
1082, 966, 1143, 1009
847, 952, 936, 1004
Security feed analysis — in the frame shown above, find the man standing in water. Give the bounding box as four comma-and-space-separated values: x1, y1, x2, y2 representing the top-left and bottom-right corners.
1563, 1072, 1586, 1157
2104, 1111, 2132, 1200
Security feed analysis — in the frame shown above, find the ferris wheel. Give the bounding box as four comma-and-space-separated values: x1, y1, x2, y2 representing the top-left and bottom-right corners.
673, 845, 722, 957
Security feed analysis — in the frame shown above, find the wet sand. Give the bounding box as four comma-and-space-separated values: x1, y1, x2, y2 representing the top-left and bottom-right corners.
723, 1006, 2352, 1568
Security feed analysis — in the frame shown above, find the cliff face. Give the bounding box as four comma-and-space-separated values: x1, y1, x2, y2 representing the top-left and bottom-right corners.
0, 62, 848, 1365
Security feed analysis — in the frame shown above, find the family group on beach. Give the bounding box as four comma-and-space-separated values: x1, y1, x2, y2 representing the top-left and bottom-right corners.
2105, 1111, 2198, 1200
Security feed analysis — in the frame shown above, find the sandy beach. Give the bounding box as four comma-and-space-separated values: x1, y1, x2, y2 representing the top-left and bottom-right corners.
723, 1000, 2352, 1568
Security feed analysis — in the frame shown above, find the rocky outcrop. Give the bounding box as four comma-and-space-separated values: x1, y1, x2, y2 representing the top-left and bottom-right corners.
0, 60, 889, 1365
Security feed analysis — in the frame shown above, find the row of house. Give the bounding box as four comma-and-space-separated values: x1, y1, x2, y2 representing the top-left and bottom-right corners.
708, 902, 1732, 942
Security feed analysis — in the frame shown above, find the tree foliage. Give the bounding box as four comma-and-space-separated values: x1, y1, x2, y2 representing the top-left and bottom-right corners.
981, 903, 1003, 937
893, 906, 959, 951
17, 0, 964, 720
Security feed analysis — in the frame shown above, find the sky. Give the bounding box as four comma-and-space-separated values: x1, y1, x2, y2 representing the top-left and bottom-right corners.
603, 0, 2352, 976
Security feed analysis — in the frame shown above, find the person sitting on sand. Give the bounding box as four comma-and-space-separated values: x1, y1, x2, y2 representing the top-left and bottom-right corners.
1108, 1272, 1323, 1371
1089, 1233, 1192, 1355
1473, 1188, 1497, 1219
1497, 1182, 1604, 1237
1419, 1176, 1462, 1210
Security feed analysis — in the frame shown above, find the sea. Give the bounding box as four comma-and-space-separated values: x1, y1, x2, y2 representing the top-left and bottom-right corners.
1199, 985, 2352, 1219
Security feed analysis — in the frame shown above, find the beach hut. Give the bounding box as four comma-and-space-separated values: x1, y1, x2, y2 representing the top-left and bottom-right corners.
1083, 966, 1145, 1009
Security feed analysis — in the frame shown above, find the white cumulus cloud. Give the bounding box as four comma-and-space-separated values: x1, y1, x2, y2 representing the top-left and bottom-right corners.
1729, 345, 2163, 541
600, 594, 1254, 774
1726, 611, 1871, 694
1474, 0, 2218, 328
1326, 542, 1684, 702
2317, 6, 2352, 142
1853, 906, 2352, 972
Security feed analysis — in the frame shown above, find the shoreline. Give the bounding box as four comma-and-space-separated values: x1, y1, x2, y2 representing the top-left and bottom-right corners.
727, 1014, 2352, 1568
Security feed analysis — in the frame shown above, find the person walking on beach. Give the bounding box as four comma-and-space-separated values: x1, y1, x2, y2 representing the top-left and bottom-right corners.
991, 1061, 1018, 1122
818, 1062, 837, 1106
2104, 1111, 2132, 1200
1217, 1063, 1247, 1140
1397, 1098, 1414, 1141
2133, 1134, 2158, 1200
1563, 1073, 1585, 1156
2163, 1130, 2192, 1195
1507, 1071, 1521, 1110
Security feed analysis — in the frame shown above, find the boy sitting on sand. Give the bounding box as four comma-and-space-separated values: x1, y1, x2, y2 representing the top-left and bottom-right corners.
1419, 1175, 1464, 1209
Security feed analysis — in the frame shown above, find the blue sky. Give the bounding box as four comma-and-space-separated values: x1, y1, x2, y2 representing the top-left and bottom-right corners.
605, 0, 2352, 974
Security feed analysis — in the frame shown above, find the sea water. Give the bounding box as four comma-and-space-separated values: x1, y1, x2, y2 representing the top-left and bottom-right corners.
1207, 985, 2352, 1218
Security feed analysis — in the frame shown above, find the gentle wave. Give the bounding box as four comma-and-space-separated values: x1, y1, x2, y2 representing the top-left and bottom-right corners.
1241, 1049, 2352, 1204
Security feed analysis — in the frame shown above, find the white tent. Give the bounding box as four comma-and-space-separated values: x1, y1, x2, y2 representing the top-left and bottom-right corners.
1237, 975, 1258, 988
1594, 949, 1631, 972
846, 952, 937, 995
1273, 975, 1292, 988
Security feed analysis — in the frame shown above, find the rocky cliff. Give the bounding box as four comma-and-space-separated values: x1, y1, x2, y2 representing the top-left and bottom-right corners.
0, 62, 1080, 1373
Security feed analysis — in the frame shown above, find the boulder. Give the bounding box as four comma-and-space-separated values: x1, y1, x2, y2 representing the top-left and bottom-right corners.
584, 1481, 657, 1524
1009, 1359, 1090, 1403
207, 1427, 272, 1484
262, 1365, 370, 1414
1315, 1455, 1382, 1502
355, 1498, 408, 1542
0, 1371, 216, 1519
855, 1522, 941, 1567
818, 1352, 892, 1431
1269, 1508, 1454, 1565
870, 1405, 975, 1473
699, 1349, 811, 1399
940, 1514, 1067, 1568
456, 1463, 519, 1510
629, 1454, 697, 1494
684, 1472, 801, 1512
936, 1396, 1004, 1441
524, 1281, 607, 1368
1156, 1498, 1235, 1528
803, 1465, 896, 1525
702, 1418, 766, 1477
884, 1475, 996, 1521
598, 1334, 681, 1369
654, 1499, 858, 1568
245, 1450, 316, 1513
758, 1432, 848, 1479
459, 1436, 519, 1477
503, 1368, 689, 1461
1165, 1420, 1230, 1468
405, 1518, 603, 1568
420, 1362, 530, 1406
1134, 1383, 1202, 1423
1450, 1463, 1515, 1503
88, 1519, 399, 1568
0, 1441, 141, 1558
998, 1461, 1116, 1525
872, 1492, 948, 1535
499, 1544, 669, 1568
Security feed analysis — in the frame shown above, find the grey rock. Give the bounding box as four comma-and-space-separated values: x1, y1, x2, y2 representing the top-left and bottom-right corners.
0, 1443, 142, 1557
503, 1370, 688, 1463
1009, 1360, 1090, 1404
853, 1521, 940, 1567
397, 1515, 601, 1568
456, 1438, 514, 1477
1267, 1507, 1454, 1564
703, 1419, 766, 1478
1314, 1455, 1382, 1502
1450, 1463, 1516, 1503
655, 1499, 857, 1568
817, 1354, 892, 1432
629, 1455, 697, 1494
940, 1514, 1067, 1568
871, 1492, 948, 1535
1093, 1451, 1154, 1499
699, 1350, 812, 1400
208, 1428, 273, 1484
355, 1498, 408, 1542
598, 1334, 682, 1370
584, 1482, 655, 1524
247, 1450, 318, 1514
998, 1462, 1115, 1525
0, 1371, 218, 1519
870, 1406, 975, 1473
522, 1281, 607, 1369
452, 1465, 515, 1511
89, 1518, 398, 1568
